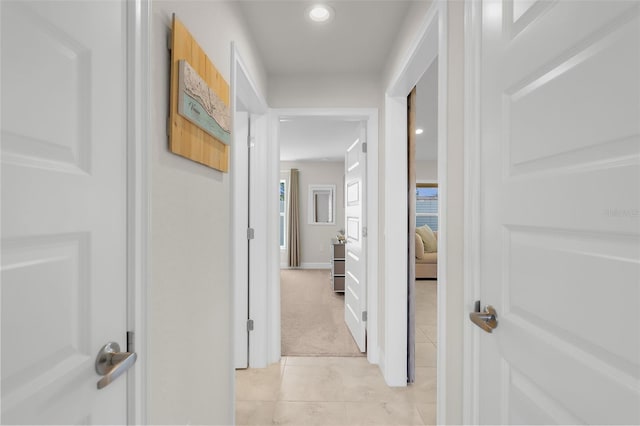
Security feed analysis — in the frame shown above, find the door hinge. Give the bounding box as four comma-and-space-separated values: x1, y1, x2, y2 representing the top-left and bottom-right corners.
167, 31, 172, 51
126, 331, 135, 353
247, 319, 254, 332
166, 117, 171, 137
362, 311, 368, 322
362, 226, 368, 238
362, 142, 368, 153
247, 228, 255, 240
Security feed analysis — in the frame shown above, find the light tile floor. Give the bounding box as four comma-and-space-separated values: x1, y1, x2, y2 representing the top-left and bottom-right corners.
236, 280, 437, 426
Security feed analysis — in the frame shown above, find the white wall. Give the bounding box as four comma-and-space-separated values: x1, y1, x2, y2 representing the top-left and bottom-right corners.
280, 161, 345, 267
416, 160, 438, 182
269, 73, 381, 108
149, 2, 266, 424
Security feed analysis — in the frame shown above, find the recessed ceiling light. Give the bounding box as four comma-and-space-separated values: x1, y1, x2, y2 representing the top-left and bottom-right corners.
308, 5, 334, 23
415, 128, 424, 135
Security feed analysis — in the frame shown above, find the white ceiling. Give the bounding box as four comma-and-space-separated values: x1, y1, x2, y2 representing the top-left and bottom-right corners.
237, 1, 416, 76
279, 117, 361, 162
236, 1, 435, 162
415, 57, 438, 162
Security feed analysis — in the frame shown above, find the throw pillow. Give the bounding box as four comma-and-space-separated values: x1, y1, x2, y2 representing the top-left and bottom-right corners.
416, 224, 438, 253
415, 233, 424, 259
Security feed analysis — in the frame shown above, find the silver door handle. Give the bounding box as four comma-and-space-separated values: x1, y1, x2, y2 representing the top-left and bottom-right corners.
95, 342, 137, 389
469, 305, 498, 333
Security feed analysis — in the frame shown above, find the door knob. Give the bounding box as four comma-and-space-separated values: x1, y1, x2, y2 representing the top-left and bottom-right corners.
95, 342, 137, 389
469, 305, 498, 333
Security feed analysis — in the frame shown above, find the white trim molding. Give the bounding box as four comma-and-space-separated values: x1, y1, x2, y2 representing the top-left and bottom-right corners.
463, 0, 482, 423
436, 3, 449, 421
270, 107, 379, 365
127, 0, 151, 424
383, 94, 410, 386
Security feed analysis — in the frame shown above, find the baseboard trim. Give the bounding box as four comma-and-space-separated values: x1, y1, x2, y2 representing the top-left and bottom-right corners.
280, 262, 330, 270
367, 344, 380, 365
378, 347, 386, 378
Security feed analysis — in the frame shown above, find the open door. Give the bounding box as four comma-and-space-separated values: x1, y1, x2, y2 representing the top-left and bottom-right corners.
231, 45, 269, 369
1, 1, 135, 423
233, 111, 250, 369
469, 0, 640, 423
344, 124, 367, 352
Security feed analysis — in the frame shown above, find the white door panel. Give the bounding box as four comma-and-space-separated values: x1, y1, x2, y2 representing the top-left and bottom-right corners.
1, 1, 129, 424
249, 112, 269, 367
474, 0, 640, 424
233, 111, 249, 369
345, 126, 367, 352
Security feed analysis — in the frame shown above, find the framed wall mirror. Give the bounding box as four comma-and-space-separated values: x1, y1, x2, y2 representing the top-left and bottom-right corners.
308, 184, 336, 225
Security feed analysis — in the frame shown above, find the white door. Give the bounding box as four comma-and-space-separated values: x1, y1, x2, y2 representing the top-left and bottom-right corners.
233, 111, 250, 369
1, 1, 132, 424
247, 112, 263, 367
471, 0, 640, 424
345, 125, 367, 352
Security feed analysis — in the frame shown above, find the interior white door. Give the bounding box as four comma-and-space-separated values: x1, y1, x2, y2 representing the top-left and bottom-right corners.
345, 125, 367, 352
1, 1, 131, 424
248, 112, 266, 368
233, 111, 249, 369
472, 0, 640, 424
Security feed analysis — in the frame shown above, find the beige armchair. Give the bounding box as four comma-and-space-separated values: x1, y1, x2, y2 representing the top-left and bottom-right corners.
415, 231, 437, 279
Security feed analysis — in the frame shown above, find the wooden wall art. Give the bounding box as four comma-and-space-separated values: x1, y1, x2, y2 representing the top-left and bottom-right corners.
169, 15, 230, 172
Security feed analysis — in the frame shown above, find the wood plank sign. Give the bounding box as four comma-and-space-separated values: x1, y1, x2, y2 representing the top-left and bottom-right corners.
169, 15, 230, 172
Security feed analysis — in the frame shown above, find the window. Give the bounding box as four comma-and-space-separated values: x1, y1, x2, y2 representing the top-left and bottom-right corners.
280, 179, 287, 249
416, 183, 438, 231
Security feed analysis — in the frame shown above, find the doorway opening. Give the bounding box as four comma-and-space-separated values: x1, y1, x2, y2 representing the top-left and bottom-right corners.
407, 58, 439, 411
383, 2, 448, 422
275, 111, 376, 359
231, 44, 269, 370
272, 108, 378, 363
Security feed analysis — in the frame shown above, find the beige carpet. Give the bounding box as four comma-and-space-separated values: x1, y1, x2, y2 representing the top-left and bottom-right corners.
281, 269, 364, 357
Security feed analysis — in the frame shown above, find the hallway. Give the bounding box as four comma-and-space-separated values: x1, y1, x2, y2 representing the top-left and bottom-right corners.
236, 281, 437, 425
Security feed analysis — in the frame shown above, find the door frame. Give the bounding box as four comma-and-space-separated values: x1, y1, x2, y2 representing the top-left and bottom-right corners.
230, 43, 270, 370
126, 0, 150, 424
383, 0, 448, 417
462, 1, 481, 423
269, 107, 380, 365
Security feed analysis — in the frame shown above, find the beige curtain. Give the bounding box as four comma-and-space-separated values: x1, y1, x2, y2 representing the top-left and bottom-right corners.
288, 169, 300, 267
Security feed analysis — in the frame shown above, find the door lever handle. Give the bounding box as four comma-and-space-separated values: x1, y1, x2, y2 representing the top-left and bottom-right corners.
469, 305, 498, 333
95, 342, 137, 389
